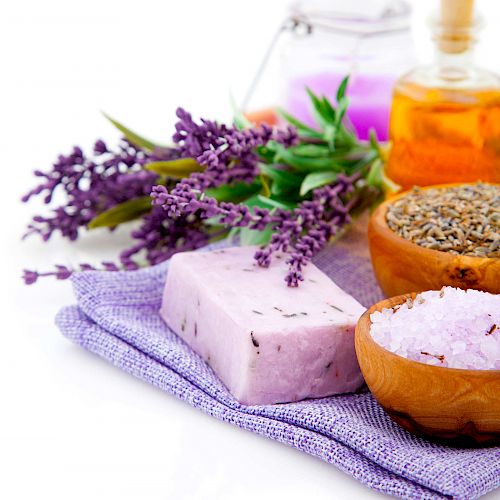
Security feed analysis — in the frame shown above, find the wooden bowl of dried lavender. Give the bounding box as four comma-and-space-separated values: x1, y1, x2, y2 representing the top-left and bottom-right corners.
355, 289, 500, 445
368, 183, 500, 297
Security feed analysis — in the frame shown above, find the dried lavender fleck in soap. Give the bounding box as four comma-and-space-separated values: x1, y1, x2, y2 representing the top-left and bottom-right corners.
160, 246, 365, 405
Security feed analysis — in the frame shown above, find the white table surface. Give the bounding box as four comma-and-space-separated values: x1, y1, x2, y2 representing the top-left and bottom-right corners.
1, 1, 499, 498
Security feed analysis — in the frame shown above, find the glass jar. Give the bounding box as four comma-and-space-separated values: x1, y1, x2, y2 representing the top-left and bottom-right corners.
280, 0, 416, 141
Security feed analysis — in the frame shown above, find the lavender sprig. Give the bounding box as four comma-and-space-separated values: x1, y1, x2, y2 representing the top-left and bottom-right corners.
163, 108, 298, 215
21, 139, 175, 241
23, 76, 383, 285
20, 136, 197, 283
119, 205, 210, 270
22, 262, 119, 285
152, 173, 359, 286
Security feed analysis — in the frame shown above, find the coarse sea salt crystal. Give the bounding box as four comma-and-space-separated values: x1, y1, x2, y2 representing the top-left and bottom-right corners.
370, 287, 500, 370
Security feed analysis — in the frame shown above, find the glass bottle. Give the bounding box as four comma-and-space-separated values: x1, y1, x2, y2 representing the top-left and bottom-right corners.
386, 0, 500, 190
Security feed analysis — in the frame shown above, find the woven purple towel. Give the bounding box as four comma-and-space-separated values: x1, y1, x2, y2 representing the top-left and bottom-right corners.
55, 231, 500, 500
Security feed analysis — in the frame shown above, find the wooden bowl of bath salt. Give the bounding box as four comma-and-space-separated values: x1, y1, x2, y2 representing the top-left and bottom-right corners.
355, 289, 500, 445
368, 183, 500, 297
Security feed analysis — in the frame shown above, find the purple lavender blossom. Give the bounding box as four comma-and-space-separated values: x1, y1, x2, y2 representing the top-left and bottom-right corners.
23, 92, 379, 286
153, 172, 360, 286
22, 138, 203, 282
22, 264, 96, 285
21, 139, 176, 241
155, 108, 298, 219
119, 206, 210, 270
173, 107, 297, 184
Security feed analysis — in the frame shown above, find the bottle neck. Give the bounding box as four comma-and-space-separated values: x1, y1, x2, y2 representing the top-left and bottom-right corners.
434, 46, 475, 82
428, 4, 481, 83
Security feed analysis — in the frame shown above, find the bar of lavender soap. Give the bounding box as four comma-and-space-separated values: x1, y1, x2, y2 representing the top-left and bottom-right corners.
160, 246, 365, 405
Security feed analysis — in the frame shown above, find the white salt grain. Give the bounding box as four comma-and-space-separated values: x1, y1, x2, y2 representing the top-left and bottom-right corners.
370, 287, 500, 370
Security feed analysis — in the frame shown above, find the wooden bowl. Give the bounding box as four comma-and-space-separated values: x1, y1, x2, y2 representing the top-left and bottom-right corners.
368, 184, 500, 297
355, 294, 500, 445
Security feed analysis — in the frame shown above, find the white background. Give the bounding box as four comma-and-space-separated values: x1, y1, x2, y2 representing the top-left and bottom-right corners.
1, 1, 500, 499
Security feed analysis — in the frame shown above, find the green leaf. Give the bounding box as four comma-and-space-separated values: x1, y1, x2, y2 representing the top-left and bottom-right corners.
306, 87, 324, 114
306, 87, 332, 130
381, 166, 402, 195
88, 197, 152, 229
300, 171, 338, 196
343, 150, 378, 176
242, 194, 296, 211
272, 144, 345, 172
256, 195, 295, 209
277, 108, 323, 139
321, 96, 336, 123
324, 124, 336, 151
144, 158, 203, 178
259, 163, 302, 187
227, 227, 241, 242
366, 158, 384, 189
271, 181, 294, 197
368, 128, 384, 160
241, 195, 265, 210
290, 144, 330, 157
233, 114, 252, 131
335, 126, 359, 149
103, 113, 164, 151
208, 229, 231, 244
255, 144, 277, 163
336, 75, 350, 102
203, 216, 224, 227
239, 225, 274, 246
231, 94, 253, 130
205, 181, 261, 202
258, 163, 302, 198
259, 174, 271, 197
334, 97, 349, 129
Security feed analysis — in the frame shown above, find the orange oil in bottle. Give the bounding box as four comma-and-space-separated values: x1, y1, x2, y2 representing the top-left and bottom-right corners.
386, 82, 500, 189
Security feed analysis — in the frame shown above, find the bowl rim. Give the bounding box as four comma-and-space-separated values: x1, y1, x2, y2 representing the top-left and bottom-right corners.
371, 182, 500, 263
358, 292, 500, 376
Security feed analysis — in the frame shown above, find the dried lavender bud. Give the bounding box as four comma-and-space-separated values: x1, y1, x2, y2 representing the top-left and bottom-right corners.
328, 304, 344, 312
486, 324, 497, 336
250, 332, 259, 347
420, 351, 445, 363
385, 183, 500, 258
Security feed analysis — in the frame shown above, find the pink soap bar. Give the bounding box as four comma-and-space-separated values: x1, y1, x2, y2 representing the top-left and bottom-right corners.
160, 246, 365, 405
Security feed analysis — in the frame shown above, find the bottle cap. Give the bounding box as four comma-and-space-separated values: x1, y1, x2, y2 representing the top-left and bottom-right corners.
436, 0, 477, 53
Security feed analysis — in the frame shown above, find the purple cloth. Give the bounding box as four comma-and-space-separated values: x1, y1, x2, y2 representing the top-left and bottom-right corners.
56, 240, 500, 499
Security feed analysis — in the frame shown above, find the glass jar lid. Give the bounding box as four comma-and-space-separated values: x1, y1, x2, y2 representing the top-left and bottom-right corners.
290, 0, 411, 36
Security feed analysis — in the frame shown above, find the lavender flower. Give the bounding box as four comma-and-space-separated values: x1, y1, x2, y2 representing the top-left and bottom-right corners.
175, 107, 296, 182
21, 138, 200, 282
23, 83, 381, 286
155, 108, 298, 218
173, 107, 297, 161
153, 172, 360, 286
22, 264, 94, 285
22, 139, 176, 241
118, 206, 210, 270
